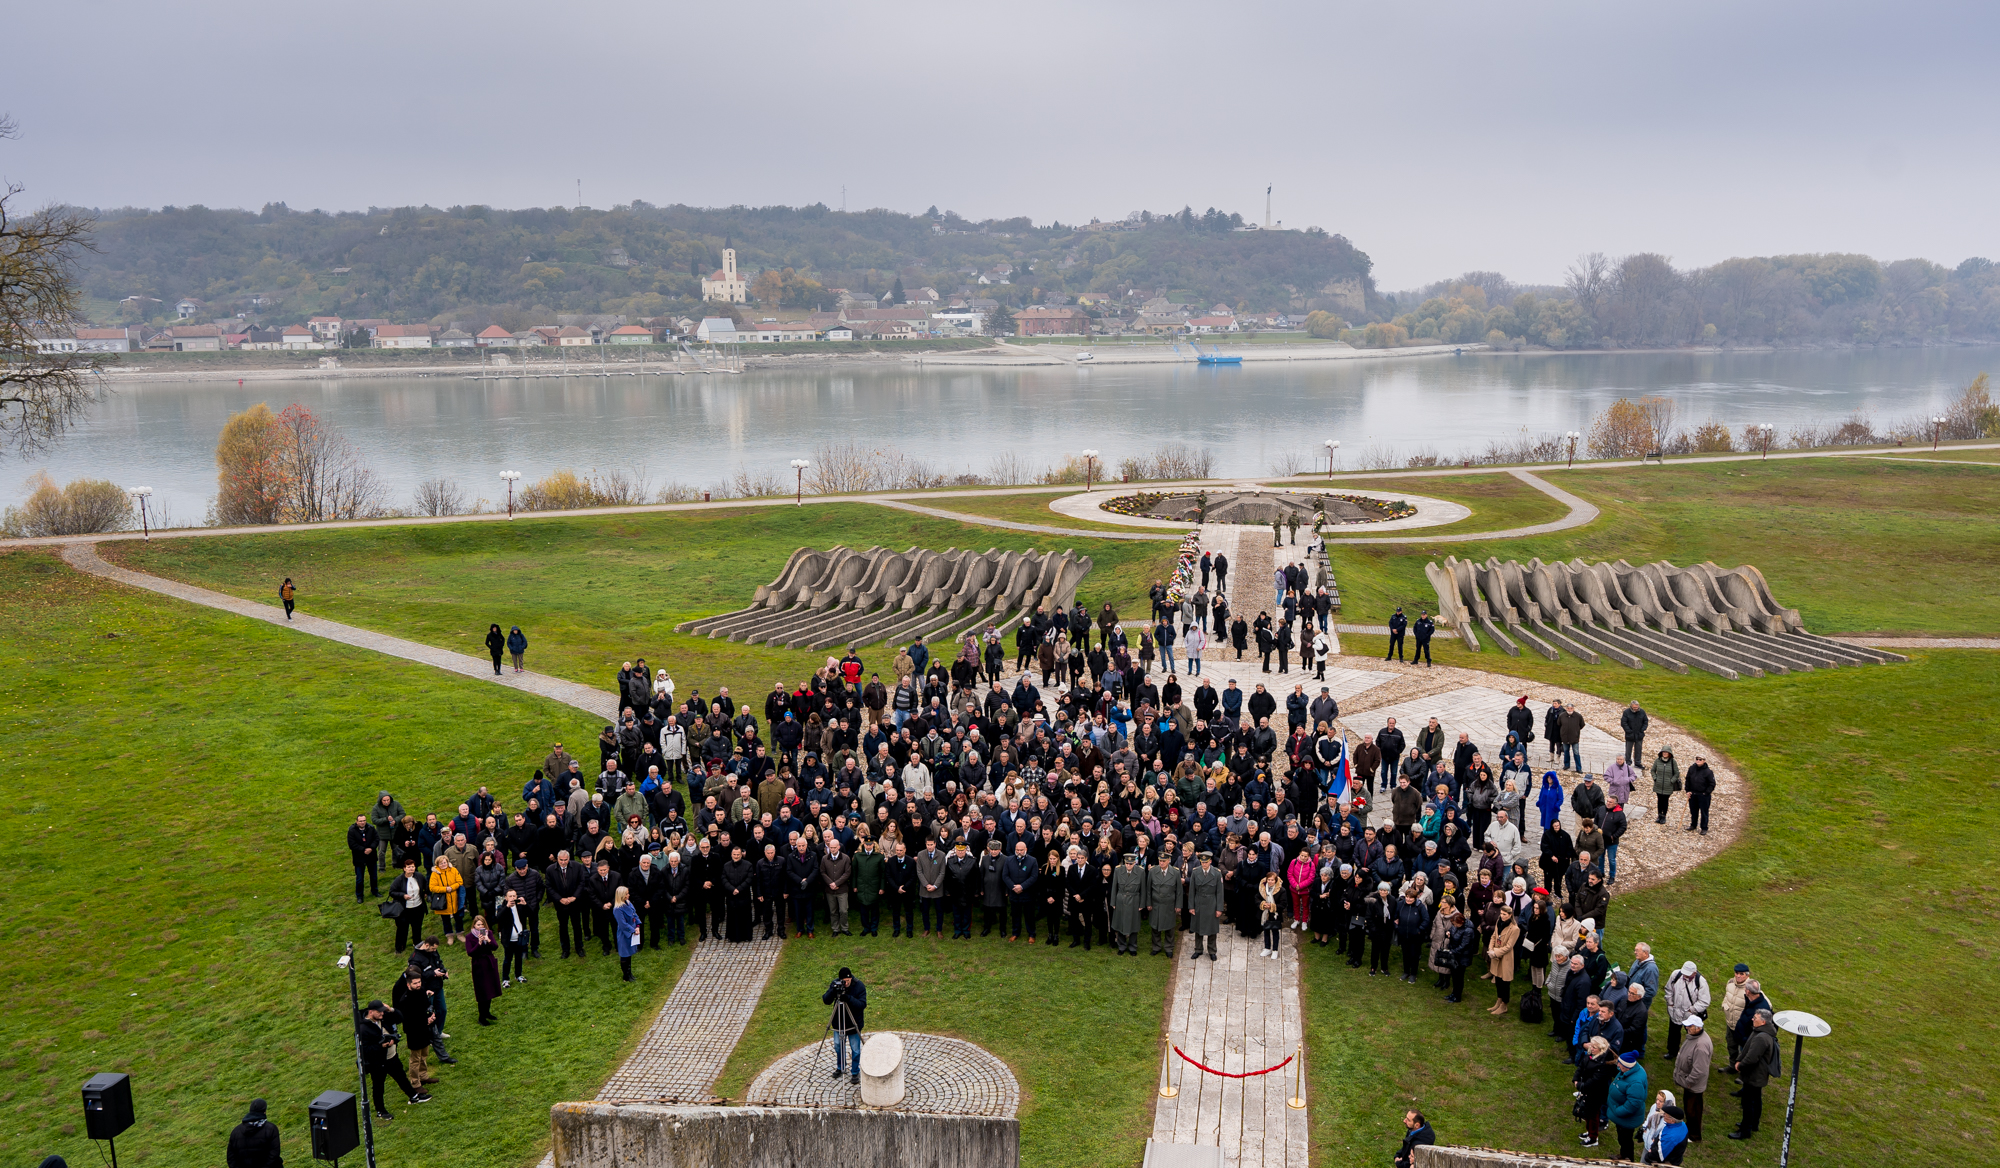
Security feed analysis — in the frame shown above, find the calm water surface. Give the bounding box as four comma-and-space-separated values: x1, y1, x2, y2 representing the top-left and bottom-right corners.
12, 348, 1990, 520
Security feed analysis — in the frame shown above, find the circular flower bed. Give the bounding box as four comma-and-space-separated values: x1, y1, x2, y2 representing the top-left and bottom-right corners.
1098, 490, 1417, 524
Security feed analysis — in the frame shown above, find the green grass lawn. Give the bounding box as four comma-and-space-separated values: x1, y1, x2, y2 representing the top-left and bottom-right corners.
1310, 473, 1573, 537
713, 932, 1169, 1168
0, 550, 691, 1168
1304, 647, 2000, 1167
1870, 449, 2000, 465
107, 504, 1178, 700
1324, 457, 2000, 634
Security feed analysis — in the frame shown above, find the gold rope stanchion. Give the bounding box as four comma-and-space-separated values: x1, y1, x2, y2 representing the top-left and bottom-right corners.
1159, 1036, 1180, 1098
1286, 1042, 1306, 1110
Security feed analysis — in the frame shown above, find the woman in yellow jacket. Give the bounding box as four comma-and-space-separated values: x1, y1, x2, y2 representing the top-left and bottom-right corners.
429, 860, 466, 944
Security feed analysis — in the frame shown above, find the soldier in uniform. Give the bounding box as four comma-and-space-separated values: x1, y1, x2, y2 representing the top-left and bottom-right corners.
1147, 850, 1184, 956
1187, 851, 1225, 961
1109, 853, 1148, 956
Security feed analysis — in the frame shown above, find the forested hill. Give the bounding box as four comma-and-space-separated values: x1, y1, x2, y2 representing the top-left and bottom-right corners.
73, 201, 1375, 327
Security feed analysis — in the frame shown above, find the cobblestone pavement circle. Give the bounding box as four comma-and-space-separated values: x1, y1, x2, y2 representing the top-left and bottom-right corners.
61, 543, 618, 721
1154, 929, 1309, 1168
598, 938, 784, 1102
746, 1032, 1020, 1117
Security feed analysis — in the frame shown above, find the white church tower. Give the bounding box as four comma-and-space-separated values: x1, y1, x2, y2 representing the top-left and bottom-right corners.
702, 248, 748, 303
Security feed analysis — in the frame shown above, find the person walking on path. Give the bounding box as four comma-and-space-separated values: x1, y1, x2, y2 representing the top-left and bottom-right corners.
485, 624, 505, 675
506, 625, 527, 673
279, 578, 296, 621
1386, 607, 1407, 661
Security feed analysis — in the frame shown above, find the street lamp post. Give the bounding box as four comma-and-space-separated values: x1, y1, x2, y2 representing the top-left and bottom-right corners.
128, 486, 153, 540
1772, 1010, 1832, 1168
791, 459, 810, 506
1758, 423, 1775, 460
1081, 448, 1099, 492
337, 944, 379, 1168
1932, 415, 1947, 450
499, 470, 521, 518
1324, 439, 1339, 477
1565, 431, 1580, 469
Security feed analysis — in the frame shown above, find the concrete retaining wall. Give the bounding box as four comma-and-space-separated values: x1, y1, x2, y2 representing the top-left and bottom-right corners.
551, 1102, 1020, 1168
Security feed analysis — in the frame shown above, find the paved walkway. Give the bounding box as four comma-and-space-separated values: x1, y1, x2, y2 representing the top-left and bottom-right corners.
1152, 929, 1308, 1168
746, 1032, 1019, 1116
59, 543, 618, 721
873, 498, 1182, 540
598, 937, 784, 1102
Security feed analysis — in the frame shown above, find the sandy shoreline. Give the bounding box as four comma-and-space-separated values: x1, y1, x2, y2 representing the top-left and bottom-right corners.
94, 340, 1480, 385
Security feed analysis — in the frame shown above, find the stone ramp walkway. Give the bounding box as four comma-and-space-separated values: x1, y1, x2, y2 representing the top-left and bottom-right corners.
598, 937, 784, 1102
60, 543, 618, 721
1152, 929, 1308, 1168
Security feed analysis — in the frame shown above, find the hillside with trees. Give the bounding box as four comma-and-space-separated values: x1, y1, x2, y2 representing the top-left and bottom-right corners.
1376, 251, 2000, 349
72, 201, 1374, 328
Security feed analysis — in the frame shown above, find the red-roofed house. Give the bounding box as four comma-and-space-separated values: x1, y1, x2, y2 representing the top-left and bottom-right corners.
477, 325, 517, 347
1186, 315, 1239, 333
281, 324, 316, 350
307, 316, 344, 342
607, 324, 655, 345
556, 326, 593, 347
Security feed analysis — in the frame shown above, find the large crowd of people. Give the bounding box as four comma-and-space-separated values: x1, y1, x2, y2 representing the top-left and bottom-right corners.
344, 561, 1768, 1159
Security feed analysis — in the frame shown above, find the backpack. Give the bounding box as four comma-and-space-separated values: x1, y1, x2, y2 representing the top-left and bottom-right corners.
1518, 986, 1545, 1024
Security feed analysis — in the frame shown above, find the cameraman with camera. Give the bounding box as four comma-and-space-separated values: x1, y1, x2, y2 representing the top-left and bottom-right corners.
821, 966, 868, 1085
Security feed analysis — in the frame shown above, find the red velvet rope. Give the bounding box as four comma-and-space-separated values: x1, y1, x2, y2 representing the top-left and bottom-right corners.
1171, 1046, 1294, 1078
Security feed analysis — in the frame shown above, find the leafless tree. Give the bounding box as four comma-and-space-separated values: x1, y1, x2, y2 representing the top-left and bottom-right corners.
273, 404, 384, 521
1564, 251, 1611, 322
807, 441, 882, 494
0, 114, 105, 454
412, 477, 467, 516
1269, 451, 1311, 476
985, 451, 1030, 486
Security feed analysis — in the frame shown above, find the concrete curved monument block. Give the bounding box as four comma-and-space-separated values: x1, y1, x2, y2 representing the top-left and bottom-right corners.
676, 545, 1093, 653
860, 1032, 906, 1107
1426, 555, 1905, 679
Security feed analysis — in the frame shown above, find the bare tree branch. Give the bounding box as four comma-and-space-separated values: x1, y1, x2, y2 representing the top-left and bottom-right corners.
0, 154, 107, 453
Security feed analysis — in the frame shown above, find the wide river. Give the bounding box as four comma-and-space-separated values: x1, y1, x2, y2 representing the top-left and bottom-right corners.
11, 347, 1990, 520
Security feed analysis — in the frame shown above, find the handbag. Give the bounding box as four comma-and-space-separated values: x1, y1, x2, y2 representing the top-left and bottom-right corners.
426, 892, 449, 913
378, 899, 404, 919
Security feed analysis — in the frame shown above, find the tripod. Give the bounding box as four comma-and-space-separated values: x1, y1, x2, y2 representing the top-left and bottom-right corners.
816, 990, 858, 1083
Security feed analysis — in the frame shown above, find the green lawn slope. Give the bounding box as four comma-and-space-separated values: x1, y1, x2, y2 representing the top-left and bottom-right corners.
0, 550, 690, 1168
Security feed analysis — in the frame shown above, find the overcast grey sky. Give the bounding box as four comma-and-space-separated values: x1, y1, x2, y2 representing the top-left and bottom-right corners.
7, 0, 1994, 288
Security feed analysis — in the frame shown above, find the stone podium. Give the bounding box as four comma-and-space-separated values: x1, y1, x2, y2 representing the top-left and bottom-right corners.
859, 1031, 906, 1107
